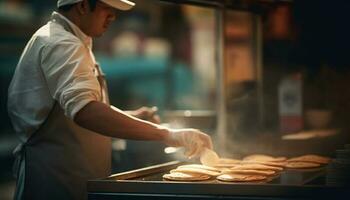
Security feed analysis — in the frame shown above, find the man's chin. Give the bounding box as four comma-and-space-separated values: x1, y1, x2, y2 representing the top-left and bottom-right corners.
96, 33, 104, 37
91, 32, 105, 38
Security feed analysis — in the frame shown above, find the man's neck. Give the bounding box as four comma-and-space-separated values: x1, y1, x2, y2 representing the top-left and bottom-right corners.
58, 9, 88, 35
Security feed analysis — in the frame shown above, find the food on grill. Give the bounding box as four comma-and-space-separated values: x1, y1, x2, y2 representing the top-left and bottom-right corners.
218, 158, 241, 164
285, 161, 321, 169
213, 163, 239, 169
211, 158, 241, 168
230, 164, 283, 172
217, 173, 267, 182
163, 172, 211, 181
213, 158, 241, 168
243, 154, 287, 162
287, 155, 331, 164
200, 148, 220, 167
164, 164, 221, 181
240, 160, 286, 168
170, 167, 221, 177
177, 164, 221, 173
163, 152, 331, 182
222, 169, 276, 176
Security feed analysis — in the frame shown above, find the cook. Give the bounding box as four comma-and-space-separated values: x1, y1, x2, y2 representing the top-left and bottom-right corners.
7, 0, 213, 199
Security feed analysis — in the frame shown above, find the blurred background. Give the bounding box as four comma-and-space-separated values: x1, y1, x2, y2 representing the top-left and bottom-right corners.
1, 0, 350, 199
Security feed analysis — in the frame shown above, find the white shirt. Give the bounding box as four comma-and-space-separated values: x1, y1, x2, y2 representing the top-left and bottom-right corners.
8, 12, 102, 140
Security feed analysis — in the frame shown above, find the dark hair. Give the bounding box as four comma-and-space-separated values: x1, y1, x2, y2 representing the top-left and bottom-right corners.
58, 0, 98, 12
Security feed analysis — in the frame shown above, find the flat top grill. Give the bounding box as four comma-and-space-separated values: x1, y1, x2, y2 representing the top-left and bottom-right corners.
87, 161, 347, 198
122, 161, 322, 185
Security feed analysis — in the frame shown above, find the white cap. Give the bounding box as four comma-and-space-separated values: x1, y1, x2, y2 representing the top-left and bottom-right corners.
57, 0, 135, 11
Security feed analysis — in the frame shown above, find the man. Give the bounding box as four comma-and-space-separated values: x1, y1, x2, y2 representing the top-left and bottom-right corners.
7, 0, 213, 199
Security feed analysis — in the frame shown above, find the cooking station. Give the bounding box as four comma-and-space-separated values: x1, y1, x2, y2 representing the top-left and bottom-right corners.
87, 161, 348, 200
87, 0, 350, 199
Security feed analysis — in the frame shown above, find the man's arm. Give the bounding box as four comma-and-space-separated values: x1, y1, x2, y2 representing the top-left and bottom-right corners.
75, 101, 213, 158
124, 106, 161, 124
74, 101, 169, 141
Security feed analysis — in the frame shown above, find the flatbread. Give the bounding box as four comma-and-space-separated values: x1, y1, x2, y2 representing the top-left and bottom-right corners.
240, 160, 286, 168
213, 163, 240, 168
200, 148, 220, 167
212, 158, 241, 168
285, 161, 320, 169
231, 164, 283, 172
287, 155, 331, 164
163, 172, 211, 181
222, 169, 276, 176
177, 164, 221, 173
218, 158, 241, 164
217, 173, 267, 182
171, 168, 220, 177
243, 154, 287, 162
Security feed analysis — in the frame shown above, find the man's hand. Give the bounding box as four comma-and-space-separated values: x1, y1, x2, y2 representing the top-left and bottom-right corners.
164, 129, 213, 159
127, 106, 161, 124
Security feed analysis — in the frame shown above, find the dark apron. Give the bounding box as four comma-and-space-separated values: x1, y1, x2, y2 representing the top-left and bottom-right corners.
13, 13, 111, 200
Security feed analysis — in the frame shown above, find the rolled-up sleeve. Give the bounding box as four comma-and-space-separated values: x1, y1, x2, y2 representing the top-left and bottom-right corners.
41, 39, 101, 120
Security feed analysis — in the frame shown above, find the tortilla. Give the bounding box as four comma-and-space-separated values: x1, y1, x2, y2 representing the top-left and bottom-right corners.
287, 155, 331, 164
243, 154, 287, 162
163, 172, 211, 181
211, 158, 241, 168
222, 169, 276, 176
200, 148, 220, 167
240, 160, 286, 168
213, 163, 240, 169
170, 167, 220, 177
177, 164, 221, 173
231, 164, 283, 172
217, 173, 267, 182
218, 158, 241, 164
285, 161, 321, 169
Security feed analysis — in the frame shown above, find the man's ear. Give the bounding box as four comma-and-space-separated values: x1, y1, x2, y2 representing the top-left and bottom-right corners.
76, 0, 90, 15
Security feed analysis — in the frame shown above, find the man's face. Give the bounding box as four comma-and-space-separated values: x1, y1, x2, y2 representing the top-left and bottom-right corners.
84, 1, 116, 37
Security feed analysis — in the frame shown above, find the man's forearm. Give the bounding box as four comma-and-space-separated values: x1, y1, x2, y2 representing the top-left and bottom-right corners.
74, 101, 169, 141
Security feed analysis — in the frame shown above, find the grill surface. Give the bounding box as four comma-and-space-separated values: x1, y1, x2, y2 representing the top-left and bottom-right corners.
87, 161, 348, 199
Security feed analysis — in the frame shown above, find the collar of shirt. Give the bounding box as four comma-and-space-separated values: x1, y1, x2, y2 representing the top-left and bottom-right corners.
51, 11, 93, 50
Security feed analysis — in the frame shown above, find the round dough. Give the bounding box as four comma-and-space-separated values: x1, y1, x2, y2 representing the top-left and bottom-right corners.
217, 173, 267, 182
163, 172, 211, 181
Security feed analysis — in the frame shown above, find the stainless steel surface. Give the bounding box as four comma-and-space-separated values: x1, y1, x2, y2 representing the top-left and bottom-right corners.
106, 161, 326, 185
88, 161, 348, 199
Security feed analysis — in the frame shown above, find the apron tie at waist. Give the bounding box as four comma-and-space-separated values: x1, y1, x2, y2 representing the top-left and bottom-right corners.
13, 143, 25, 178
13, 143, 26, 200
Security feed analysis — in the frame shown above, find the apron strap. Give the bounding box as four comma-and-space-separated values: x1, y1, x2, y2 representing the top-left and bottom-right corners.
13, 143, 25, 200
13, 143, 24, 178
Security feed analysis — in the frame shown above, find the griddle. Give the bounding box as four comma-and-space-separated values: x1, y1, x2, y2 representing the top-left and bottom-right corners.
88, 161, 349, 200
